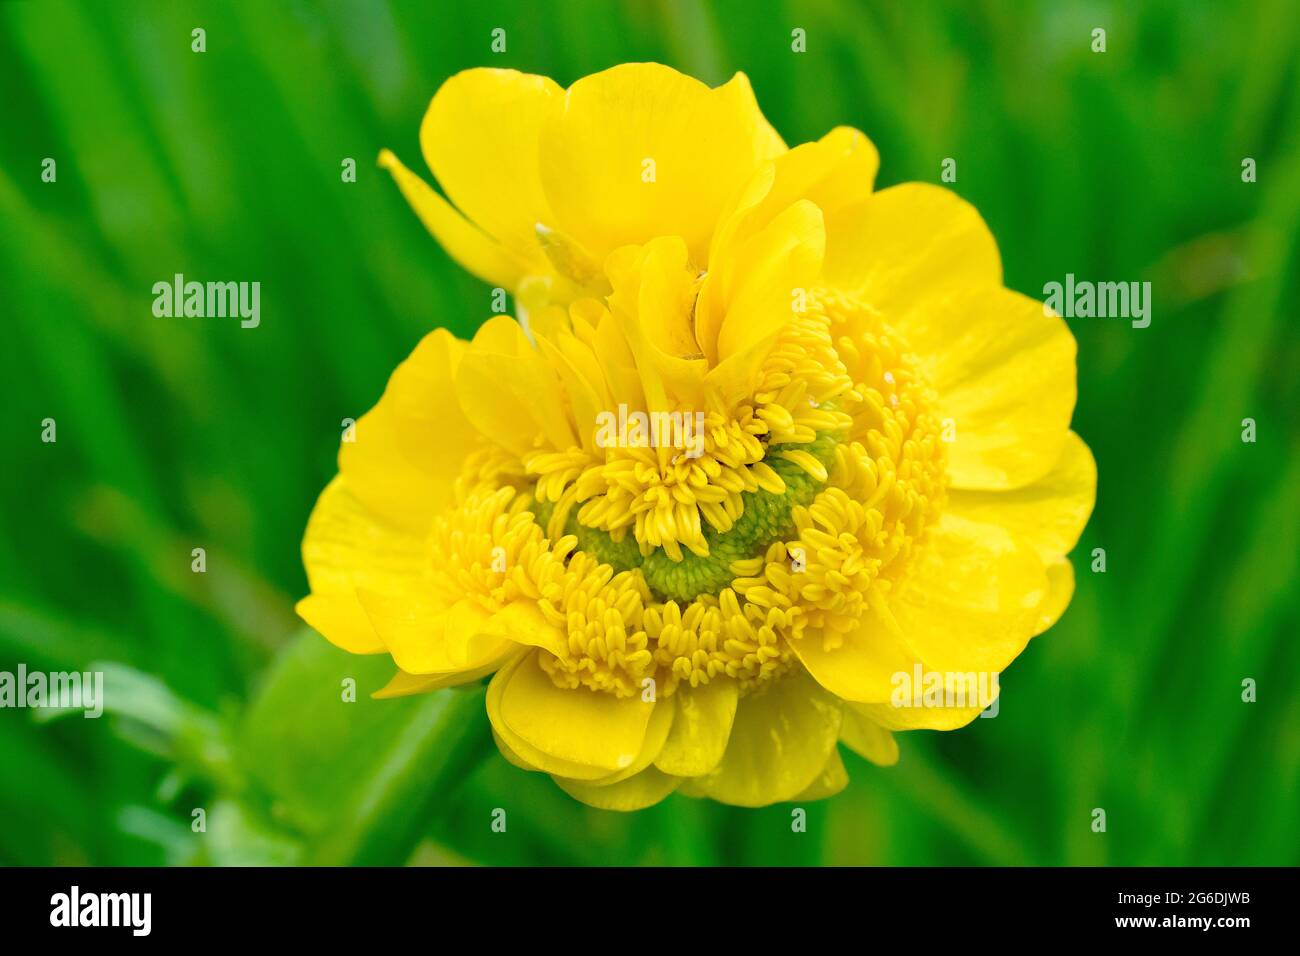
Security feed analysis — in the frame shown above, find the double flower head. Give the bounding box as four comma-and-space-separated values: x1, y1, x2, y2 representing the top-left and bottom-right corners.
298, 63, 1095, 809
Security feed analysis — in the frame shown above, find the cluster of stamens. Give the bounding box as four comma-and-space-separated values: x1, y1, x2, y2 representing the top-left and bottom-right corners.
428, 292, 947, 697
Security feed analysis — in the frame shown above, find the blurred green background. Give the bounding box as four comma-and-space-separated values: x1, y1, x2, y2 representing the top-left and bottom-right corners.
1, 0, 1297, 866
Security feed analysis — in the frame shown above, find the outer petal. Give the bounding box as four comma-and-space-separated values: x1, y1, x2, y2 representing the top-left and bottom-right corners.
373, 661, 509, 699
790, 602, 919, 704
1033, 557, 1076, 637
891, 513, 1049, 675
540, 64, 785, 268
792, 748, 850, 800
340, 328, 477, 532
910, 287, 1077, 490
298, 478, 425, 654
378, 148, 529, 290
299, 331, 483, 657
849, 672, 997, 731
823, 183, 1002, 317
490, 650, 655, 773
947, 431, 1097, 561
653, 679, 739, 777
296, 592, 384, 655
690, 669, 842, 807
420, 68, 562, 260
824, 185, 1075, 488
357, 591, 512, 677
553, 766, 682, 811
487, 656, 625, 781
492, 727, 610, 782
839, 708, 900, 766
558, 695, 676, 790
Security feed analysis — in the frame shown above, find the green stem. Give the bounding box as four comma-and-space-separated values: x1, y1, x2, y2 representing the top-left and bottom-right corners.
305, 687, 493, 866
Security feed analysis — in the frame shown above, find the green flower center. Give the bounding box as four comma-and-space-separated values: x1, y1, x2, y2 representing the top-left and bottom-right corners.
551, 432, 841, 603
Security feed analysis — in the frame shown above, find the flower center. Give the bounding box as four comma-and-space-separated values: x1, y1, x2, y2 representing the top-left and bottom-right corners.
428, 293, 947, 698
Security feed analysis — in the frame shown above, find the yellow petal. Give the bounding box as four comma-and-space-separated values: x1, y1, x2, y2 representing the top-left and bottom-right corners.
492, 727, 541, 773
420, 68, 562, 260
709, 125, 879, 269
301, 479, 426, 594
337, 397, 430, 535
385, 329, 479, 488
892, 512, 1049, 674
551, 311, 617, 411
533, 223, 608, 292
487, 656, 620, 780
702, 328, 782, 408
823, 182, 1002, 314
537, 332, 608, 452
456, 316, 574, 454
340, 329, 477, 532
605, 236, 709, 408
792, 747, 850, 800
824, 186, 1074, 489
698, 199, 825, 365
495, 681, 676, 796
839, 708, 900, 766
913, 287, 1078, 490
357, 589, 511, 676
378, 148, 529, 290
690, 669, 842, 807
489, 718, 610, 781
617, 237, 700, 361
774, 126, 880, 218
583, 694, 676, 785
849, 670, 998, 731
295, 593, 384, 655
300, 478, 425, 651
540, 64, 785, 268
373, 660, 511, 699
494, 650, 655, 772
654, 679, 739, 777
948, 431, 1097, 560
1034, 556, 1076, 637
480, 601, 568, 658
553, 765, 682, 811
790, 601, 919, 703
455, 324, 540, 456
590, 307, 649, 410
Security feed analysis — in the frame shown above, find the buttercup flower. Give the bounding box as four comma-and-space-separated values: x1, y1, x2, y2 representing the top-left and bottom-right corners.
299, 64, 1095, 809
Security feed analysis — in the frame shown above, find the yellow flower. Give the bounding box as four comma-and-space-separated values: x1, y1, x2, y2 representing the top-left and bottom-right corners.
299, 64, 1095, 810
